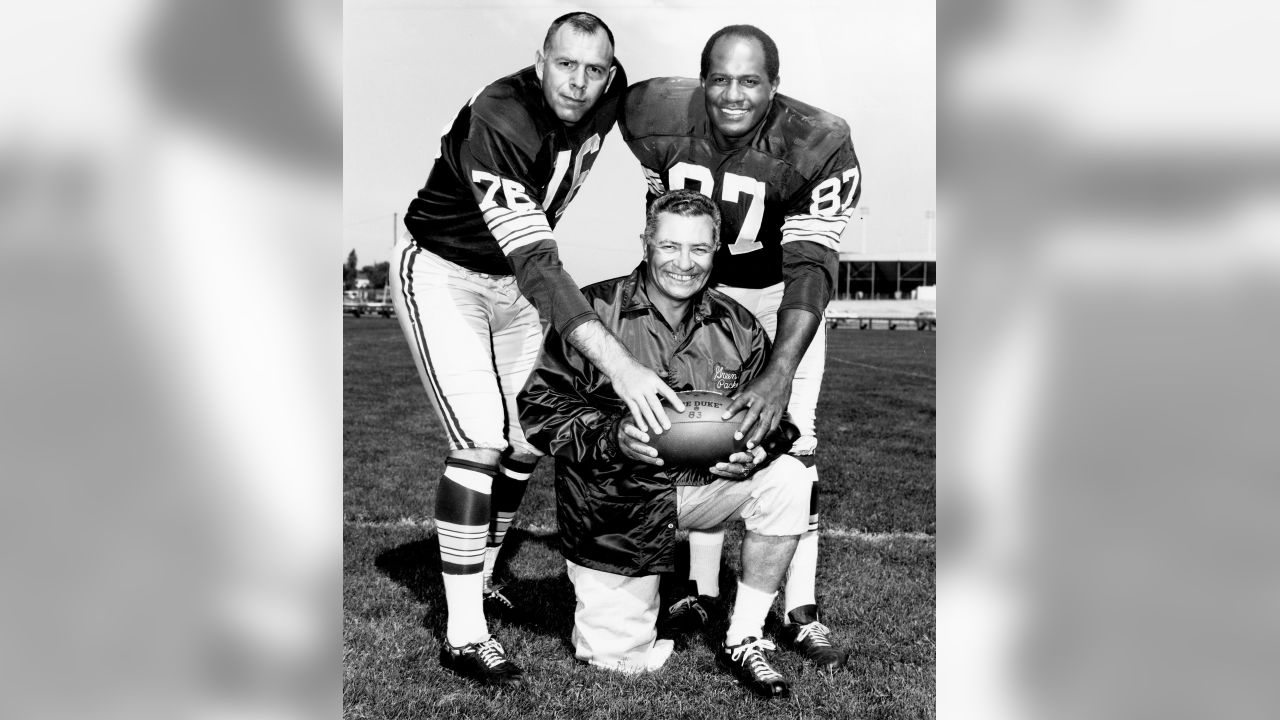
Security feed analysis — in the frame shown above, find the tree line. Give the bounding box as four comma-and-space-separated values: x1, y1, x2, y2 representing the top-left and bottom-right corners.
343, 250, 390, 290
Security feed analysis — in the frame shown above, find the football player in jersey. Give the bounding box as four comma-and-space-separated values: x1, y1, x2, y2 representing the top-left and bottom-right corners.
391, 12, 684, 686
620, 24, 862, 671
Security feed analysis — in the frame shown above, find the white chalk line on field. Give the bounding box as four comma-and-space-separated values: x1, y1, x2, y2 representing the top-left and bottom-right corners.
345, 518, 932, 545
827, 356, 936, 382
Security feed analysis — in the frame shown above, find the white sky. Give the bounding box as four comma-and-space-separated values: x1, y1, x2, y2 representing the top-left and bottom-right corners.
344, 0, 935, 285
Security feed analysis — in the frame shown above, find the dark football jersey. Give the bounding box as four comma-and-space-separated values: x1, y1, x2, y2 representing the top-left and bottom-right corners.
404, 63, 627, 336
620, 77, 861, 314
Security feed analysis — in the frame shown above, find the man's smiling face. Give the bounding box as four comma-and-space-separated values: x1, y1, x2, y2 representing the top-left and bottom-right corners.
644, 212, 718, 305
701, 34, 777, 138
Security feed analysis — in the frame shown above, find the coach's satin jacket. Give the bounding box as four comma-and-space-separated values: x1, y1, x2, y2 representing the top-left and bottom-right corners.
518, 263, 772, 577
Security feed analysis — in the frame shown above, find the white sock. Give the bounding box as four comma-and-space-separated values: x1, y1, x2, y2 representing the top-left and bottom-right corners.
442, 572, 488, 647
687, 529, 725, 597
726, 581, 777, 646
784, 530, 820, 615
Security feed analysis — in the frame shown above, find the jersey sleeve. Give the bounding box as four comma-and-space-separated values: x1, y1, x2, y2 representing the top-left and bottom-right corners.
778, 134, 861, 316
620, 133, 668, 203
460, 111, 598, 336
743, 315, 773, 382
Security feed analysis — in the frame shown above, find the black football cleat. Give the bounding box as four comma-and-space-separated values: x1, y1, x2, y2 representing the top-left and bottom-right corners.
482, 581, 515, 615
779, 604, 847, 670
658, 593, 724, 637
717, 637, 790, 699
439, 637, 524, 687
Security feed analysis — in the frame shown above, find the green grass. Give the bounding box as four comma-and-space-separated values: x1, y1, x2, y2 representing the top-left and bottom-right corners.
344, 317, 935, 719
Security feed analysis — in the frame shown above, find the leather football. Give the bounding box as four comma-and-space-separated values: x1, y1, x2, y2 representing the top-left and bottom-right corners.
649, 390, 746, 467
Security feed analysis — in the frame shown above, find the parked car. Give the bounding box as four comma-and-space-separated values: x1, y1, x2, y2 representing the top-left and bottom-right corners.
343, 298, 366, 318
364, 300, 395, 318
915, 310, 936, 331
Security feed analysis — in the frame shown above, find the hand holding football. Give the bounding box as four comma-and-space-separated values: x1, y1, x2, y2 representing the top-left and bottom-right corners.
648, 390, 746, 467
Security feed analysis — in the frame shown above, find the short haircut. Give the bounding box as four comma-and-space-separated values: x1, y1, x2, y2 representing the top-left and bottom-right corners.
699, 24, 780, 82
543, 12, 615, 54
643, 189, 722, 247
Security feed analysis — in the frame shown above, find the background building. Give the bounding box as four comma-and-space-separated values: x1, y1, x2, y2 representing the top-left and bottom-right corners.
836, 250, 937, 301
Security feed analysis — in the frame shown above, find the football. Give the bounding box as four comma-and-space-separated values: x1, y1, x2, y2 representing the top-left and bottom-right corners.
649, 390, 746, 467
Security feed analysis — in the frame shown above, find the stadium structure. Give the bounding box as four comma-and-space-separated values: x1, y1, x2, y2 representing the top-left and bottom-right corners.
825, 211, 937, 329
834, 249, 936, 302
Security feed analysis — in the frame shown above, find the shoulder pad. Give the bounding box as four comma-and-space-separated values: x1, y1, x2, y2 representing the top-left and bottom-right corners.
762, 94, 854, 176
707, 287, 761, 325
469, 68, 545, 160
621, 77, 701, 141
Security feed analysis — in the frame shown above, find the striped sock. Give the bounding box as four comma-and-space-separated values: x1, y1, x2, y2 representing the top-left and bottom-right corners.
435, 459, 494, 645
484, 453, 537, 583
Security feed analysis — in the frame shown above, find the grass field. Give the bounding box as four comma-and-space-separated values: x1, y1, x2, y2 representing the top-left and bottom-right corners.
344, 317, 935, 719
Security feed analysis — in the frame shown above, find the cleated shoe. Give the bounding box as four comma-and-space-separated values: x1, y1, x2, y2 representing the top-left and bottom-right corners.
483, 582, 515, 614
658, 594, 723, 637
439, 637, 524, 687
780, 605, 846, 670
717, 637, 790, 698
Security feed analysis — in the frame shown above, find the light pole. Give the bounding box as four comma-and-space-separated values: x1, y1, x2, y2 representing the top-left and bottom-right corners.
859, 206, 869, 254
